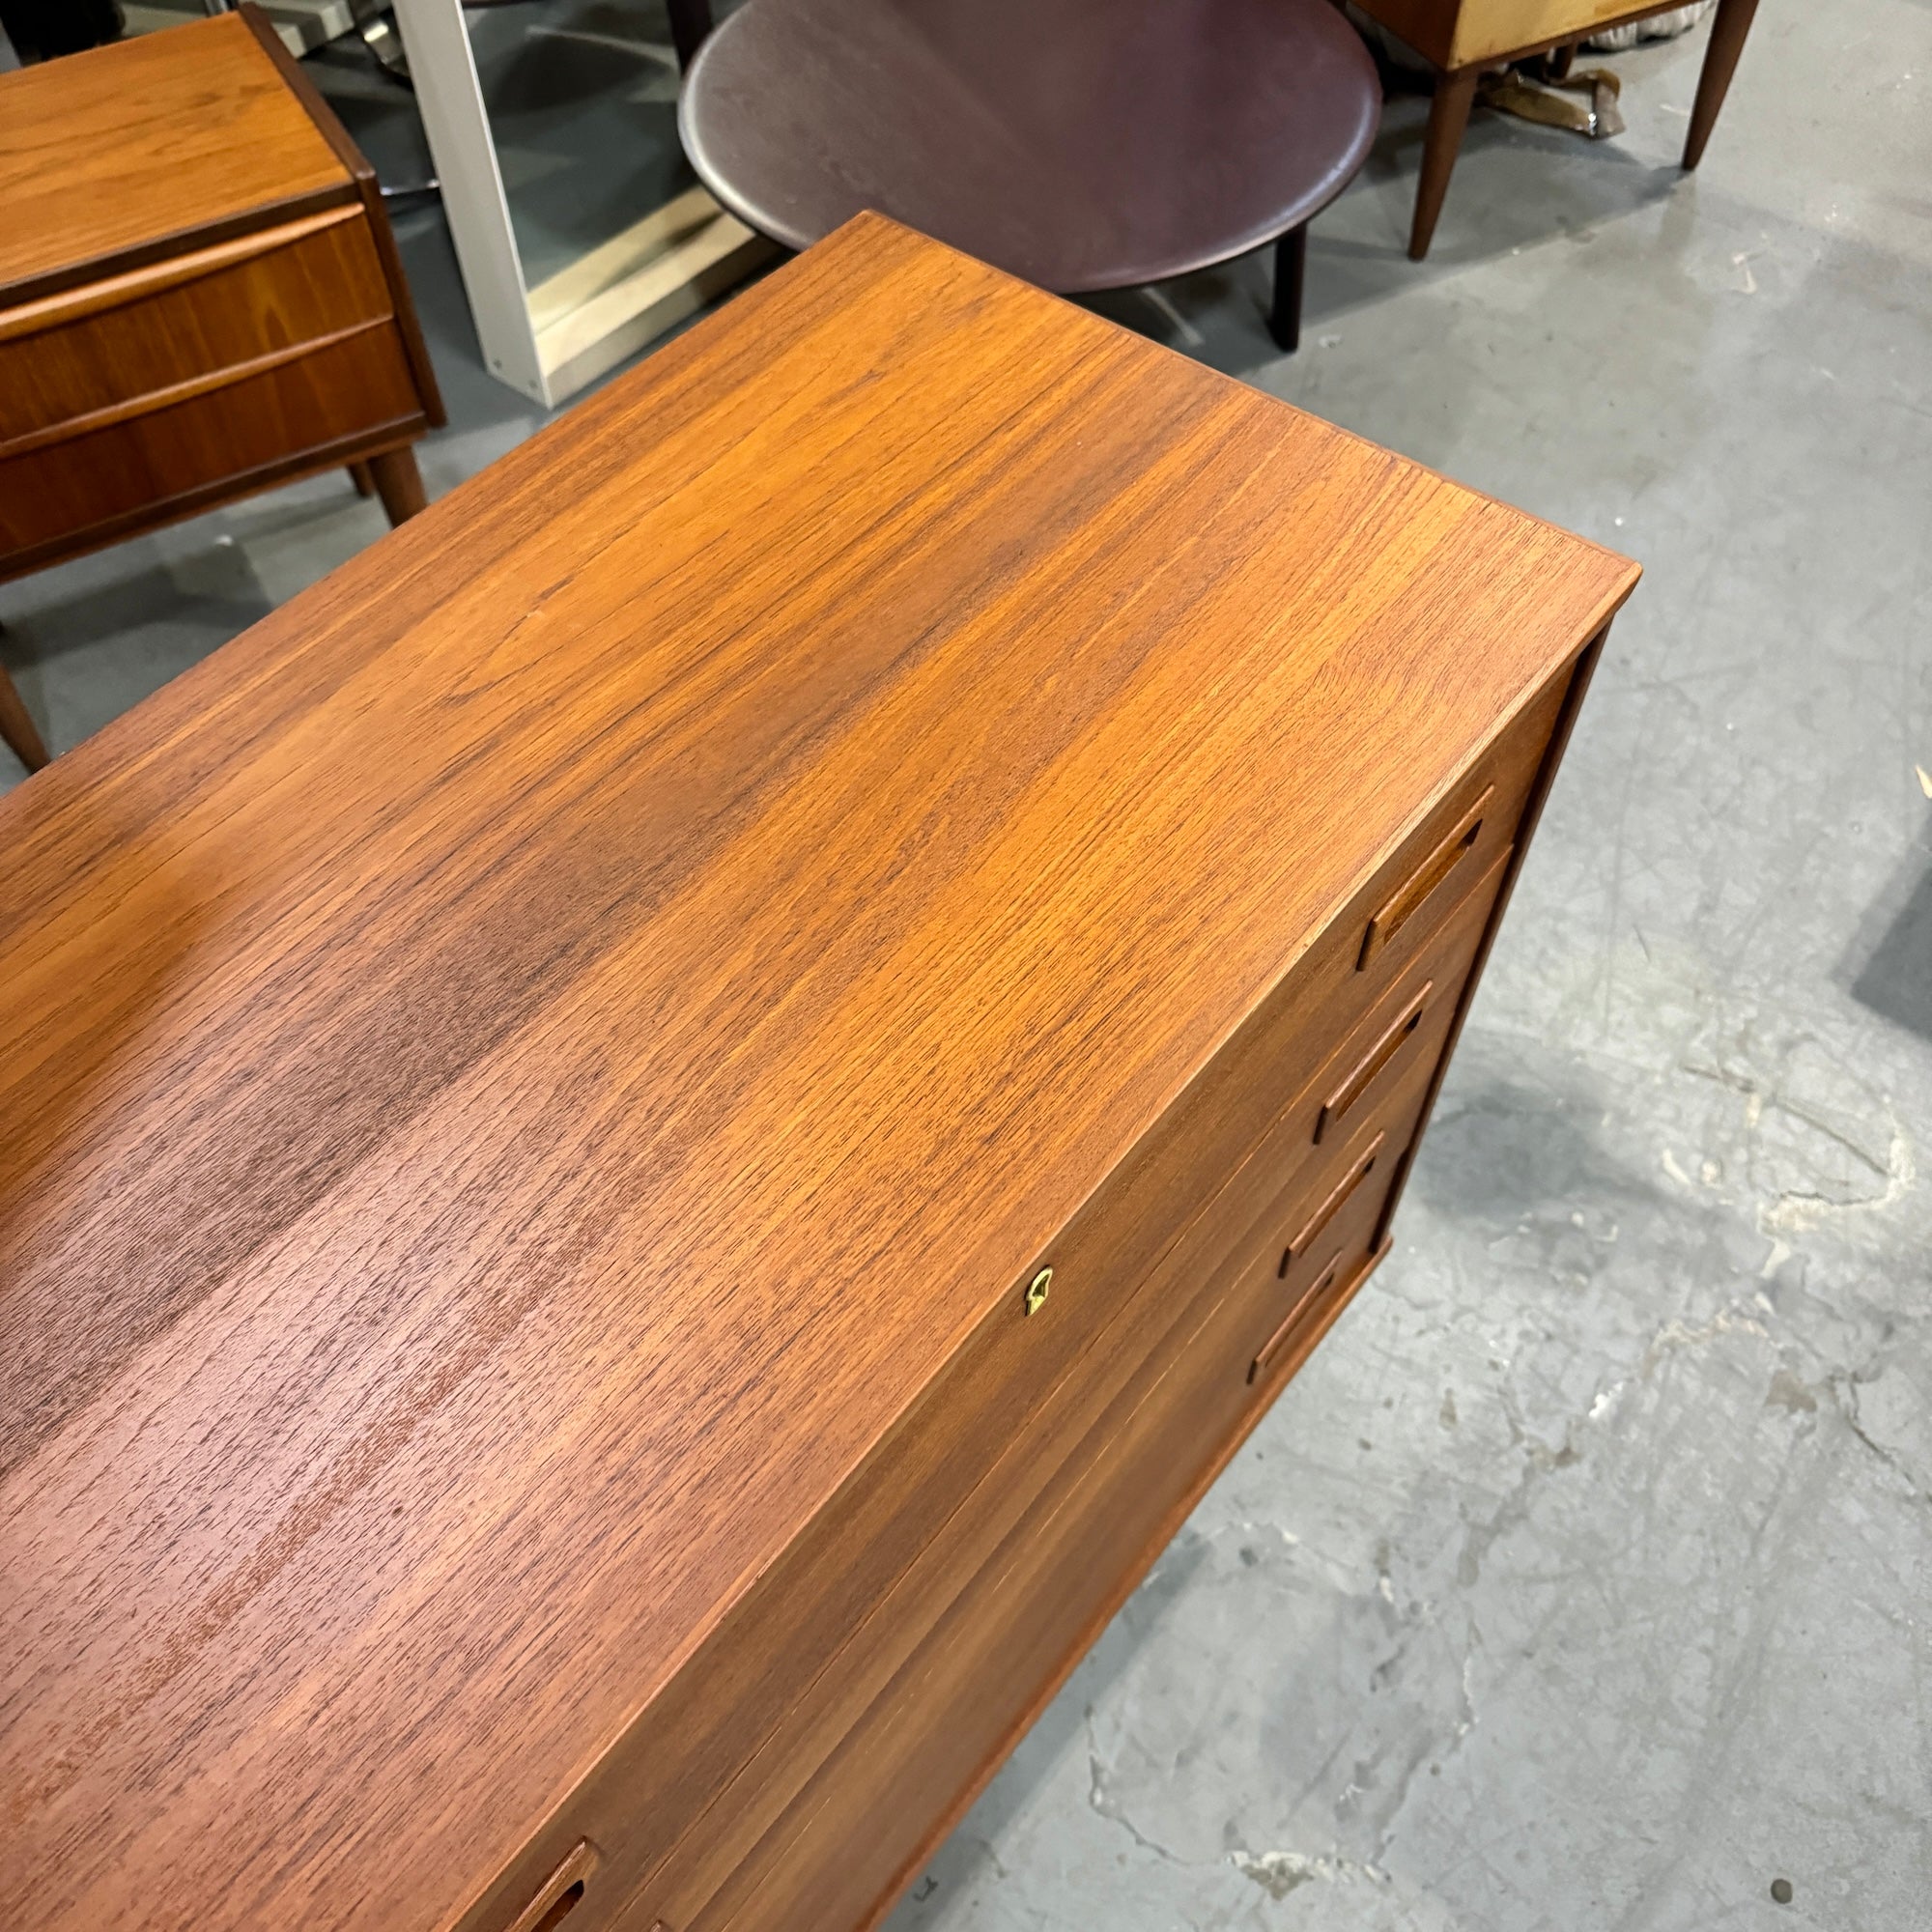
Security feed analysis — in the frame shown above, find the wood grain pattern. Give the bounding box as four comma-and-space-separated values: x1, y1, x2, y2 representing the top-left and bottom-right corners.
737, 627, 1608, 1932
0, 209, 366, 349
0, 214, 1634, 1932
0, 14, 353, 305
826, 1216, 1390, 1932
236, 2, 447, 429
1359, 783, 1492, 968
453, 516, 1569, 1932
0, 416, 433, 587
1449, 0, 1654, 64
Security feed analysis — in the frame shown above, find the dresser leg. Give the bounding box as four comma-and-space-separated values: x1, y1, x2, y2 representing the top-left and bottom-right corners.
1682, 0, 1760, 169
1410, 66, 1478, 261
349, 461, 377, 497
368, 447, 428, 527
1267, 223, 1306, 353
0, 659, 51, 773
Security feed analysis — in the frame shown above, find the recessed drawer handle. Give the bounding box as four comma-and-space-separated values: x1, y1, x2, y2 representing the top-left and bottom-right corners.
1279, 1131, 1384, 1278
1315, 980, 1433, 1144
1251, 1249, 1345, 1382
502, 1840, 598, 1932
1358, 785, 1493, 970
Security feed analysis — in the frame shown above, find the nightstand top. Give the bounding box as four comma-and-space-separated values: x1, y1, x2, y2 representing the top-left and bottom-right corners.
0, 11, 354, 304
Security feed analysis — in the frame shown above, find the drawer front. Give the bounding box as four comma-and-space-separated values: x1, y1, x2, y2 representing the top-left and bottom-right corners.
663, 1094, 1425, 1932
454, 666, 1572, 1932
0, 323, 422, 560
0, 210, 394, 445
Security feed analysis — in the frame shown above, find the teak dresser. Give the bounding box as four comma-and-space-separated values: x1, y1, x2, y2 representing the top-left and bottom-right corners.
0, 6, 444, 768
0, 216, 1637, 1932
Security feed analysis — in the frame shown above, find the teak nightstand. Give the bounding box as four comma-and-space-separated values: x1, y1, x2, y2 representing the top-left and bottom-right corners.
0, 5, 444, 769
0, 217, 1637, 1932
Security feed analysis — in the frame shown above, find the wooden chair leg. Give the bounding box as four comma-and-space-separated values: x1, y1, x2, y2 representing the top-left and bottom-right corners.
1683, 0, 1760, 170
349, 461, 377, 497
0, 658, 51, 774
1268, 223, 1307, 354
367, 447, 428, 528
1410, 67, 1479, 261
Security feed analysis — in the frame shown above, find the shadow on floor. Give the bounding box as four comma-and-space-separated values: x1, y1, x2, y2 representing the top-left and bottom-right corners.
1848, 844, 1932, 1044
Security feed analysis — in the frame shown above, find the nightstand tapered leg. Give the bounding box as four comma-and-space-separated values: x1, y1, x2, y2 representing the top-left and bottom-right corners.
0, 660, 50, 773
369, 447, 428, 527
349, 462, 377, 497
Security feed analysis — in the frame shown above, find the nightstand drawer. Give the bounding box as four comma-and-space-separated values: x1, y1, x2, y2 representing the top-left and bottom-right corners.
0, 321, 422, 561
0, 208, 392, 447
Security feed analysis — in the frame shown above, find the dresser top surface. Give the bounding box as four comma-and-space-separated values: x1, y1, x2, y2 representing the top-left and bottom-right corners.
0, 215, 1635, 1930
0, 13, 352, 301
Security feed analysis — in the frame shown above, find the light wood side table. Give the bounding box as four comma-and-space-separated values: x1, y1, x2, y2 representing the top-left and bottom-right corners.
1354, 0, 1761, 258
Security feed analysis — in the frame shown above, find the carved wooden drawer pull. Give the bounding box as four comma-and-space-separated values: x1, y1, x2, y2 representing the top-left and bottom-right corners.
1358, 786, 1492, 969
1279, 1131, 1385, 1278
1251, 1249, 1345, 1382
503, 1841, 598, 1932
1316, 980, 1433, 1144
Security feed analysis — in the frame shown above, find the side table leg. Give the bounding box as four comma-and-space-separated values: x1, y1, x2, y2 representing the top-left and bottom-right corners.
1410, 66, 1479, 261
349, 462, 377, 497
666, 0, 714, 69
1268, 224, 1307, 354
1683, 0, 1760, 169
0, 658, 51, 774
369, 447, 429, 528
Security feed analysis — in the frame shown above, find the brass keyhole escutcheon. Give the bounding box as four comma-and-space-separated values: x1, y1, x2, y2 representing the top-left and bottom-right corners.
1025, 1267, 1052, 1316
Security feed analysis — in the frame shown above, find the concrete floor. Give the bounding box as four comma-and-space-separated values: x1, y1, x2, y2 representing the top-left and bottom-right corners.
6, 7, 1928, 1928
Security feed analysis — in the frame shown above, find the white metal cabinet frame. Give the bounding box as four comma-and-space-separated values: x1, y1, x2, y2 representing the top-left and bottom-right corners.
392, 0, 767, 405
